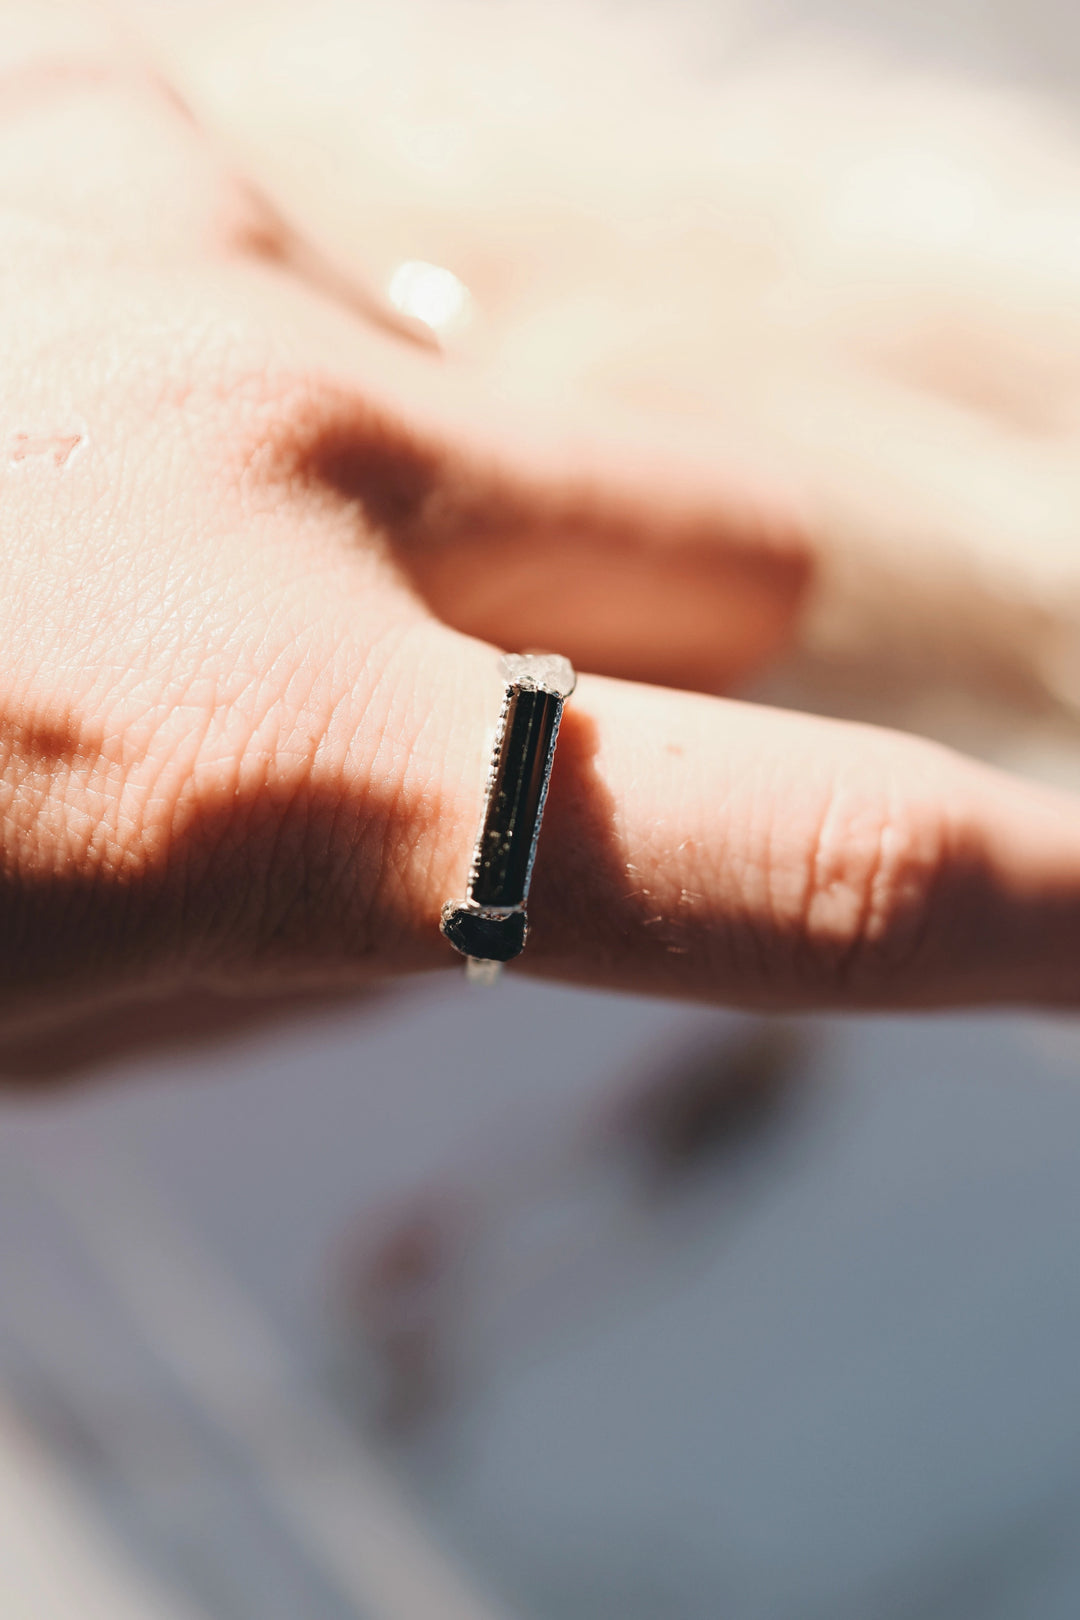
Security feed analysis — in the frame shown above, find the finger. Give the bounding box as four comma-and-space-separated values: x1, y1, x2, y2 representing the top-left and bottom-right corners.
263, 298, 812, 690
401, 634, 1080, 1009
0, 0, 437, 348
0, 2, 225, 245
12, 609, 1075, 1020
393, 409, 811, 691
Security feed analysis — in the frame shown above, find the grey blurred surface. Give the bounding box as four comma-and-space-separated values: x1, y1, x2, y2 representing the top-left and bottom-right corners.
5, 984, 1080, 1620
744, 0, 1080, 92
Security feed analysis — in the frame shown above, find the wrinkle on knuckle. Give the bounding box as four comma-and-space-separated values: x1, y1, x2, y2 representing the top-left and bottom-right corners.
785, 773, 951, 997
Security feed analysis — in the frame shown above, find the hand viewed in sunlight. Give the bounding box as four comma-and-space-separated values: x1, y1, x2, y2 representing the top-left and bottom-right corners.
4, 0, 1080, 1079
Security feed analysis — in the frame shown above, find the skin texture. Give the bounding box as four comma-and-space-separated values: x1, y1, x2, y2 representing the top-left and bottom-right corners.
3, 0, 1080, 1074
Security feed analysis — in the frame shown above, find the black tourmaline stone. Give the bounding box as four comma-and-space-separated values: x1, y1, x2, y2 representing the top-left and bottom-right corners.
441, 905, 528, 962
472, 687, 560, 908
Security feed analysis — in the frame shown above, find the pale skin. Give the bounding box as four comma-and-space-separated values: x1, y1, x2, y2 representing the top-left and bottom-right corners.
1, 0, 1080, 1076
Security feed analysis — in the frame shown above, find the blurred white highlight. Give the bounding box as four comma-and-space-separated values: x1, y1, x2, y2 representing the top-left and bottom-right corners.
387, 259, 473, 336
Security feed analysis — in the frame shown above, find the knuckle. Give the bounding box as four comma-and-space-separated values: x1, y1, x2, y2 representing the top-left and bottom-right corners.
68, 273, 436, 552
789, 770, 952, 997
245, 371, 433, 516
165, 344, 335, 496
210, 363, 442, 549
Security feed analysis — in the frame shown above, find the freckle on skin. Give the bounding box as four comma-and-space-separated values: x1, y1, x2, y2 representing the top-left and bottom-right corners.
666, 743, 684, 756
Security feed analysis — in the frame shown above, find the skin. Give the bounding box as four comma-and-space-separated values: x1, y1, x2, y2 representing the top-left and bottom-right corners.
2, 0, 1080, 1075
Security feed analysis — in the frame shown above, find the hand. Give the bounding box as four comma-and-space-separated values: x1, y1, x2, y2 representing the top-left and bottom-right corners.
1, 1, 1080, 1073
174, 2, 1080, 721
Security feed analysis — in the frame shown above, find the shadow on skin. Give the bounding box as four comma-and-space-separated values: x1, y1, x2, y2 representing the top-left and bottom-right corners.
0, 702, 626, 1085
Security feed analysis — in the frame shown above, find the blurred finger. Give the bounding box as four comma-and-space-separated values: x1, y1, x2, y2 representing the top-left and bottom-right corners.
392, 420, 810, 690
0, 0, 389, 294
272, 312, 812, 689
0, 1, 233, 246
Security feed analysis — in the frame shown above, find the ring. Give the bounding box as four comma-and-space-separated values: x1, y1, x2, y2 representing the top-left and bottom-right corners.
441, 652, 576, 984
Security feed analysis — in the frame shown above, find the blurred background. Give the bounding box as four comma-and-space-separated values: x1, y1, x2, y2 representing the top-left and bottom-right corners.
7, 1, 1080, 1616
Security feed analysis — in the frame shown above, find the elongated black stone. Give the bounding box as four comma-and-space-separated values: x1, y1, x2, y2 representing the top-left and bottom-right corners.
472, 687, 560, 908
